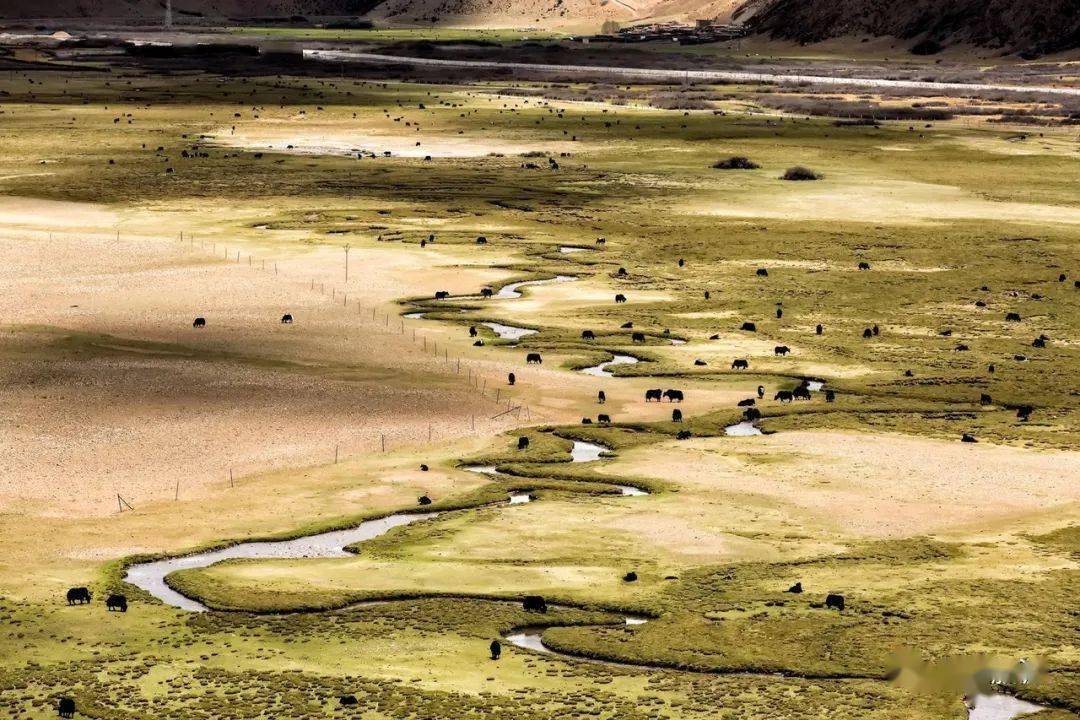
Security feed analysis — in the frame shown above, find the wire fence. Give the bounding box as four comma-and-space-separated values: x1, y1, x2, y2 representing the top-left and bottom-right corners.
106, 228, 545, 512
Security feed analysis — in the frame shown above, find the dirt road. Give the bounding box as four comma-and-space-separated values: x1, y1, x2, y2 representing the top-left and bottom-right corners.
305, 49, 1080, 97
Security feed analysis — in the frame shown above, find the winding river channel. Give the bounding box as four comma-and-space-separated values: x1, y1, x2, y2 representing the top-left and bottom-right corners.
126, 283, 1046, 718
126, 439, 651, 657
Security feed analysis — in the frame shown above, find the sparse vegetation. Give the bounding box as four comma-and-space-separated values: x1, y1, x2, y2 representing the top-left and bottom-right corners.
1, 32, 1078, 720
712, 156, 760, 170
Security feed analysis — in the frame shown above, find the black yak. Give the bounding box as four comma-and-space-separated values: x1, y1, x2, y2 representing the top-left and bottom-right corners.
66, 587, 91, 605
523, 595, 547, 612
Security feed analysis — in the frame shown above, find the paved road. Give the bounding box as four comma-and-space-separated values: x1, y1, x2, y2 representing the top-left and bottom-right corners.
304, 49, 1080, 98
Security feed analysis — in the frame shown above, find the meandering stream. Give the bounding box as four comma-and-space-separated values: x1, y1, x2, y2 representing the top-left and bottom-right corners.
482, 321, 538, 342
126, 440, 646, 614
495, 274, 576, 299
130, 294, 1043, 717
579, 354, 640, 378
123, 421, 1040, 718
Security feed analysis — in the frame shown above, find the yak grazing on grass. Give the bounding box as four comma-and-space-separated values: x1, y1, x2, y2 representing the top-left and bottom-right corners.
523, 596, 547, 612
66, 587, 91, 605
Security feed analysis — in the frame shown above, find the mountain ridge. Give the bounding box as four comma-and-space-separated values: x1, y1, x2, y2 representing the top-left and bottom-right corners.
2, 0, 1077, 55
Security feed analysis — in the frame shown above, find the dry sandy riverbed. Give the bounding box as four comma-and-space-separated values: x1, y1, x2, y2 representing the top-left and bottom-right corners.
599, 430, 1080, 538
0, 196, 530, 517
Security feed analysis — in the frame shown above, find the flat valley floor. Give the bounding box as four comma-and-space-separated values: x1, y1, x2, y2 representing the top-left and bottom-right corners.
0, 42, 1078, 720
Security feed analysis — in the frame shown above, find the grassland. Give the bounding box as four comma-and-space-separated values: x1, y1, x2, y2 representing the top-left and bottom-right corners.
0, 46, 1078, 720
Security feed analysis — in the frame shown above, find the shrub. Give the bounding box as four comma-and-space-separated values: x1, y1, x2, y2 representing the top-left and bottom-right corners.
712, 156, 760, 170
782, 166, 821, 181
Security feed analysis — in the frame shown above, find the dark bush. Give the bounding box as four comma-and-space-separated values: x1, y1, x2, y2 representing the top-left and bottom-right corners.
712, 156, 760, 170
782, 166, 821, 181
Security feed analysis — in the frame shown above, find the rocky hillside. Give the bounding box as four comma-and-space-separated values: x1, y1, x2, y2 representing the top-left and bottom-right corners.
0, 1, 382, 20
745, 0, 1080, 55
3, 0, 1078, 55
1, 0, 745, 25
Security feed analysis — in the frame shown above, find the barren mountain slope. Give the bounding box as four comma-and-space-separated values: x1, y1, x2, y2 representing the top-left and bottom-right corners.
2, 0, 1076, 53
0, 0, 382, 20
0, 0, 744, 25
367, 0, 747, 26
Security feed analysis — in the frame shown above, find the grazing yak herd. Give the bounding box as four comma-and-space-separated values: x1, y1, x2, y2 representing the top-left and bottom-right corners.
190, 313, 295, 329
409, 262, 868, 434
413, 257, 1057, 444
645, 388, 684, 403
65, 588, 127, 612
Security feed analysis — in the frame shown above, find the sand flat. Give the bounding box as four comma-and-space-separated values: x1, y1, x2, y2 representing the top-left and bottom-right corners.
602, 430, 1080, 538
